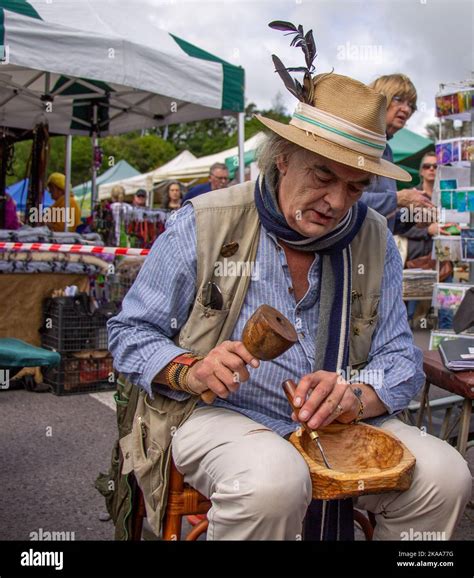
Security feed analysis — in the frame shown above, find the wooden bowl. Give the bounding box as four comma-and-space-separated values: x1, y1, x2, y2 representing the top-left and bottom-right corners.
289, 422, 415, 500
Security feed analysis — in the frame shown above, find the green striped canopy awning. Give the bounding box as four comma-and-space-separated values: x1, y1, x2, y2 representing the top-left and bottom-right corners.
0, 0, 244, 136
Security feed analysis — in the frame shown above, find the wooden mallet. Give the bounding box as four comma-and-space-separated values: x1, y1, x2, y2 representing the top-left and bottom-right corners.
200, 304, 298, 404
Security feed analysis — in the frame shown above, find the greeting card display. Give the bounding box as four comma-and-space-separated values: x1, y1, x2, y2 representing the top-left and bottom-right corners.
461, 140, 474, 161
469, 195, 474, 211
432, 236, 463, 261
440, 189, 474, 212
436, 138, 474, 165
436, 140, 459, 164
461, 229, 474, 261
433, 166, 470, 206
435, 90, 474, 118
439, 179, 458, 191
432, 283, 472, 310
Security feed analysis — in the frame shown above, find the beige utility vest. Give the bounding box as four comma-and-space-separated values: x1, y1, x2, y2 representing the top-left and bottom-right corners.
130, 180, 387, 536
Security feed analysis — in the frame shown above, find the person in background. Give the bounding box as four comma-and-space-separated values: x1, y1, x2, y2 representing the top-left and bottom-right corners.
401, 152, 438, 260
2, 193, 21, 230
228, 166, 252, 187
417, 152, 437, 200
161, 181, 183, 211
132, 189, 147, 208
110, 185, 131, 246
183, 163, 229, 202
111, 184, 126, 205
400, 152, 455, 329
361, 74, 434, 232
46, 172, 81, 232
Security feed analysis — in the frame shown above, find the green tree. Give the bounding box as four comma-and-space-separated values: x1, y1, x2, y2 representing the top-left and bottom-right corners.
7, 133, 176, 187
424, 122, 440, 141
162, 98, 290, 157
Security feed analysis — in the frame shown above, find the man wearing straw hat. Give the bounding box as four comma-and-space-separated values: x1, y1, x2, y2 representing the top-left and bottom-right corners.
108, 22, 471, 541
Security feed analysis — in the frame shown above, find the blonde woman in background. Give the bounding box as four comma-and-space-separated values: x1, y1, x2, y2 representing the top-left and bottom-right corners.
361, 74, 434, 232
110, 184, 131, 246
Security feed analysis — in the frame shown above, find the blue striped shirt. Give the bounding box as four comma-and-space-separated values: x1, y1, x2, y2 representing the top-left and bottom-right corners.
107, 202, 425, 437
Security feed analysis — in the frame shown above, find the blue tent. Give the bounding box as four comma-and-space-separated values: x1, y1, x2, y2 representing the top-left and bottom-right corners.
73, 160, 140, 198
73, 160, 140, 214
6, 179, 53, 213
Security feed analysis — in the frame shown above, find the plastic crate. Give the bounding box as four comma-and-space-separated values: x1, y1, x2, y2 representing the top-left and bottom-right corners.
41, 294, 109, 352
43, 352, 116, 395
106, 259, 143, 304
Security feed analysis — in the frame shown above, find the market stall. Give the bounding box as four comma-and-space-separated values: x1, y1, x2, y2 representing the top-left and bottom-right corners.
97, 135, 264, 202
0, 0, 245, 219
428, 81, 474, 348
0, 0, 245, 394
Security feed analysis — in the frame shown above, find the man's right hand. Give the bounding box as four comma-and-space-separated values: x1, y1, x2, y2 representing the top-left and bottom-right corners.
396, 189, 434, 210
186, 340, 260, 397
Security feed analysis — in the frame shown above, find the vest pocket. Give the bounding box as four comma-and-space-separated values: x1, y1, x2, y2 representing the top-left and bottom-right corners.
349, 314, 379, 367
349, 295, 380, 367
179, 300, 230, 355
131, 413, 164, 512
132, 394, 199, 515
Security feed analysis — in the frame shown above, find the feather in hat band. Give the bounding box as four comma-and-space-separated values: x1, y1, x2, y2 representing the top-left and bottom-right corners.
289, 102, 386, 158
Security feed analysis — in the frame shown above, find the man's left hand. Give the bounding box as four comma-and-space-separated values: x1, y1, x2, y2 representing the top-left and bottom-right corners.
291, 371, 360, 429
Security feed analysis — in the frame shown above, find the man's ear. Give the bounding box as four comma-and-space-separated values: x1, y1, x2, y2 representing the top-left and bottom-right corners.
275, 154, 288, 176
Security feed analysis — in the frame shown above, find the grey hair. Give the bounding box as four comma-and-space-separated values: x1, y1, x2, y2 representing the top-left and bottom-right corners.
256, 133, 302, 184
209, 162, 228, 174
256, 132, 377, 190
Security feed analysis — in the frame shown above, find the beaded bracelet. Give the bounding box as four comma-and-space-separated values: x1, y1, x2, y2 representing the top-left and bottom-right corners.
166, 354, 204, 395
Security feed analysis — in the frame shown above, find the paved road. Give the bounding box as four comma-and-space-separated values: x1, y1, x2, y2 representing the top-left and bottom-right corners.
0, 339, 472, 541
0, 388, 116, 540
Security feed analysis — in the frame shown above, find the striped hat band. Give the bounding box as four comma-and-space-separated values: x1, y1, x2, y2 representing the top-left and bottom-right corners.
289, 102, 387, 158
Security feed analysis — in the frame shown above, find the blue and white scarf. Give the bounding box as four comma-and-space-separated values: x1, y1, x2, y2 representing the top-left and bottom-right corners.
255, 174, 367, 374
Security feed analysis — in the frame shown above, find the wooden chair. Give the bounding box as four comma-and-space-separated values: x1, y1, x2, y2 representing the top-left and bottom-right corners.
130, 459, 375, 541
131, 458, 211, 541
417, 351, 474, 456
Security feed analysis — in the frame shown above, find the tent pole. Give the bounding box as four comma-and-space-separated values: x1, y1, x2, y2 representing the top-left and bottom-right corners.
470, 107, 474, 284
0, 134, 8, 229
91, 104, 98, 208
65, 135, 72, 232
237, 112, 245, 183
146, 175, 153, 208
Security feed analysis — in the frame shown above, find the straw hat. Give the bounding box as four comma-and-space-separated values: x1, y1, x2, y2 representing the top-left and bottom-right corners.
258, 21, 411, 182
256, 72, 411, 182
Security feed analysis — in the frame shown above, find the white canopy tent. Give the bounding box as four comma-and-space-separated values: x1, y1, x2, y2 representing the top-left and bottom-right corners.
98, 132, 266, 201
98, 149, 197, 199
0, 0, 245, 222
0, 1, 245, 134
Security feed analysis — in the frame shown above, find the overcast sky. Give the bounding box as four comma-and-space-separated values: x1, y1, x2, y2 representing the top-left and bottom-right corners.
144, 0, 473, 136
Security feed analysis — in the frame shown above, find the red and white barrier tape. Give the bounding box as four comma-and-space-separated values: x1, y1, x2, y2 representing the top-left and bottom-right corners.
0, 242, 150, 257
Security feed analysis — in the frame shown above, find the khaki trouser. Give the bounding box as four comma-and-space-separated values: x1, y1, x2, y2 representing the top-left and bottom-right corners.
171, 406, 472, 540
